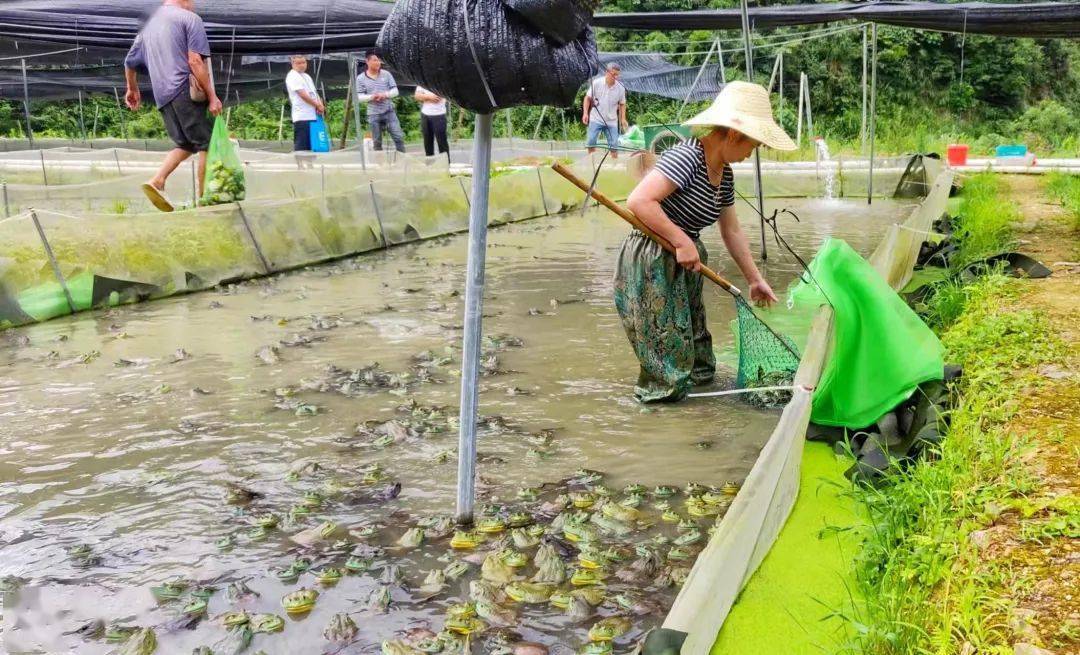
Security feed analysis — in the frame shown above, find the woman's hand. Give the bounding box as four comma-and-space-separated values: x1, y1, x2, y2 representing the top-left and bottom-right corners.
675, 243, 701, 272
748, 278, 779, 306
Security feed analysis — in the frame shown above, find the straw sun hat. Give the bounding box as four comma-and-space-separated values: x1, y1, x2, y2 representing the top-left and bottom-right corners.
684, 80, 796, 151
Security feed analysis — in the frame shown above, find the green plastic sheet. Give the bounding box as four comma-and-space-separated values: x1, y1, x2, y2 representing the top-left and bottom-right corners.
790, 238, 944, 427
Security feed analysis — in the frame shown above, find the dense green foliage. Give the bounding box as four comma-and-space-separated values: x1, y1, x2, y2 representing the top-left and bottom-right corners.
1, 1, 1078, 156
1045, 171, 1080, 233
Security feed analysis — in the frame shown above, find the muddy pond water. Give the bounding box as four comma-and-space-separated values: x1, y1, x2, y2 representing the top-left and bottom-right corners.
0, 197, 911, 654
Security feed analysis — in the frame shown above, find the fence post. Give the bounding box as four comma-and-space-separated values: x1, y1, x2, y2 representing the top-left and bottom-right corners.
536, 167, 549, 216
39, 150, 48, 186
2, 183, 9, 218
740, 0, 767, 262
234, 202, 272, 274
868, 23, 878, 205
20, 58, 34, 150
29, 210, 76, 315
113, 150, 123, 176
369, 181, 388, 248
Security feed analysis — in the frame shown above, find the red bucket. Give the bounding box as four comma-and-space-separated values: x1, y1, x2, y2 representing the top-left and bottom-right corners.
947, 144, 969, 166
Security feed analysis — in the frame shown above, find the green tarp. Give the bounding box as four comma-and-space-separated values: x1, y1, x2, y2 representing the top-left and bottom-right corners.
790, 238, 944, 427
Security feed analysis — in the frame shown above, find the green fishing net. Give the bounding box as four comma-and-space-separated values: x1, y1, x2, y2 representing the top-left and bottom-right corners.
734, 295, 802, 408
789, 238, 944, 427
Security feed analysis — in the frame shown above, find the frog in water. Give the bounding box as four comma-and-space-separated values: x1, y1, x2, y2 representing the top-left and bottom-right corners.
323, 613, 359, 643
281, 588, 318, 614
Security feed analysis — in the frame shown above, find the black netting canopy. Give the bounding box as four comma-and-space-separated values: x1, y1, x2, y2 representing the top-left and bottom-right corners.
593, 1, 1080, 39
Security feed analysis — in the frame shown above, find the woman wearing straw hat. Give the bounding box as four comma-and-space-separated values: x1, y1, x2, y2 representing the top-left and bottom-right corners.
617, 81, 796, 403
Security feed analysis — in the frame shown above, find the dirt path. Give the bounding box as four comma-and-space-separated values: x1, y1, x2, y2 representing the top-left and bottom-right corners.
981, 175, 1080, 653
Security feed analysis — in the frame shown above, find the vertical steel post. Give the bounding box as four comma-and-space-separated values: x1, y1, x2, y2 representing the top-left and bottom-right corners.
20, 58, 34, 149
678, 37, 718, 120
505, 109, 513, 151
39, 150, 48, 186
740, 0, 767, 261
113, 87, 129, 142
778, 52, 784, 130
455, 113, 493, 526
30, 210, 76, 315
804, 74, 814, 139
861, 25, 868, 154
719, 40, 727, 84
350, 54, 367, 172
92, 103, 100, 141
868, 23, 878, 205
191, 159, 197, 206
277, 103, 286, 144
532, 105, 547, 142
77, 90, 88, 143
2, 183, 9, 218
796, 73, 804, 147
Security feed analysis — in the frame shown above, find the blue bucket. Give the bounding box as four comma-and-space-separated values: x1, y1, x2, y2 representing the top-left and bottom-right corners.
995, 144, 1028, 157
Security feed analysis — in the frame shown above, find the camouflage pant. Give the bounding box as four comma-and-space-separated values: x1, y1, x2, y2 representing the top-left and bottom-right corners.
613, 232, 715, 403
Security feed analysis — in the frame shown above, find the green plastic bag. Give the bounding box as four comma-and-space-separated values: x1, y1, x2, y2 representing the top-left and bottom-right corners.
788, 238, 944, 427
201, 117, 246, 206
618, 124, 646, 151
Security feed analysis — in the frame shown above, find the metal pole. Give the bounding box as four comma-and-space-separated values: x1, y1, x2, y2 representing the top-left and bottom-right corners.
113, 150, 122, 176
77, 90, 88, 142
778, 52, 784, 131
369, 181, 388, 247
113, 87, 128, 142
277, 103, 286, 144
39, 150, 48, 186
861, 25, 868, 154
739, 0, 767, 261
191, 159, 197, 206
350, 55, 367, 172
532, 105, 547, 142
455, 113, 493, 526
804, 74, 814, 139
719, 41, 727, 85
767, 51, 781, 91
20, 58, 34, 149
92, 103, 99, 141
30, 210, 77, 315
2, 183, 9, 218
505, 109, 513, 150
678, 37, 718, 120
868, 23, 878, 205
796, 73, 804, 147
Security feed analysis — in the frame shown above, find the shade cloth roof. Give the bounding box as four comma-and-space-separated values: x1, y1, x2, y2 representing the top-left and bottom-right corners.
592, 1, 1080, 39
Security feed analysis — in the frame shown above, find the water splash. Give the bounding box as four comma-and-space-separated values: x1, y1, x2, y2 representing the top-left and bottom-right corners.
814, 137, 837, 200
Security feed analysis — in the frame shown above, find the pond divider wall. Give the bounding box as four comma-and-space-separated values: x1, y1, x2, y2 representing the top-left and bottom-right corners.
0, 159, 636, 328
653, 157, 953, 655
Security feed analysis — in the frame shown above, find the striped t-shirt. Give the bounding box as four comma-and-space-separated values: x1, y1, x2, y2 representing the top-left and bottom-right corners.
654, 138, 735, 239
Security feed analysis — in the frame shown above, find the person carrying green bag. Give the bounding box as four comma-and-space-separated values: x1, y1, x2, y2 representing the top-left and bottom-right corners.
123, 0, 223, 212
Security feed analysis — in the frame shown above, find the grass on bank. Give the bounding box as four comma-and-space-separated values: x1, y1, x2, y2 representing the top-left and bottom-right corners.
848, 175, 1065, 655
1044, 171, 1080, 234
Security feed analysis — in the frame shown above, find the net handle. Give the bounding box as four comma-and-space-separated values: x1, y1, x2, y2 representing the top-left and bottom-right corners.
552, 162, 742, 296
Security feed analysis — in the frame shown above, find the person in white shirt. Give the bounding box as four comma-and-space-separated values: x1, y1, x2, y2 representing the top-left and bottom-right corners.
285, 55, 324, 152
582, 62, 629, 158
414, 86, 449, 161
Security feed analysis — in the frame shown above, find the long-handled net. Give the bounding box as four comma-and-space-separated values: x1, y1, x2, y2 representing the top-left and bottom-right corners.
552, 162, 802, 405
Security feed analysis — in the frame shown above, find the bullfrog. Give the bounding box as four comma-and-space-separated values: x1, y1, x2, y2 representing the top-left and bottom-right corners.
533, 543, 560, 568
504, 581, 554, 604
516, 487, 540, 502
380, 564, 404, 586
614, 592, 661, 616
224, 482, 260, 505
289, 504, 312, 519
469, 580, 503, 604
345, 556, 373, 573
573, 469, 604, 485
445, 616, 486, 636
589, 513, 632, 537
676, 518, 698, 533
219, 611, 250, 628
419, 515, 454, 539
255, 513, 279, 529
577, 546, 609, 570
722, 481, 741, 496
507, 512, 532, 528
475, 599, 516, 627
661, 509, 681, 523
685, 482, 708, 496
686, 498, 718, 518
652, 485, 678, 498
670, 566, 691, 585
324, 613, 359, 643
531, 553, 567, 584
620, 493, 645, 509
667, 546, 692, 561
361, 469, 388, 485
415, 636, 445, 654
588, 616, 632, 642
651, 534, 671, 546
419, 569, 446, 598
476, 517, 506, 534
498, 548, 528, 568
397, 527, 425, 548
510, 528, 539, 549
182, 598, 207, 616
567, 595, 592, 620
481, 552, 518, 584
443, 560, 471, 581
104, 624, 138, 643
281, 588, 318, 614
213, 626, 253, 655
216, 535, 235, 550
116, 627, 156, 655
250, 613, 285, 633
674, 530, 702, 547
591, 485, 612, 497
446, 602, 477, 619
600, 502, 638, 523
570, 568, 606, 586
353, 524, 379, 539
150, 577, 188, 602
315, 568, 344, 585
623, 483, 647, 496
226, 581, 258, 604
563, 521, 598, 543
383, 639, 425, 655
367, 584, 392, 612
247, 526, 270, 541
450, 530, 482, 549
570, 492, 596, 509
578, 642, 613, 655
526, 524, 546, 538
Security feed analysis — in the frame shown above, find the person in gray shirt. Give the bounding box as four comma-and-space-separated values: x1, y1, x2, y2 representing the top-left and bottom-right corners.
356, 52, 405, 153
124, 0, 222, 212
